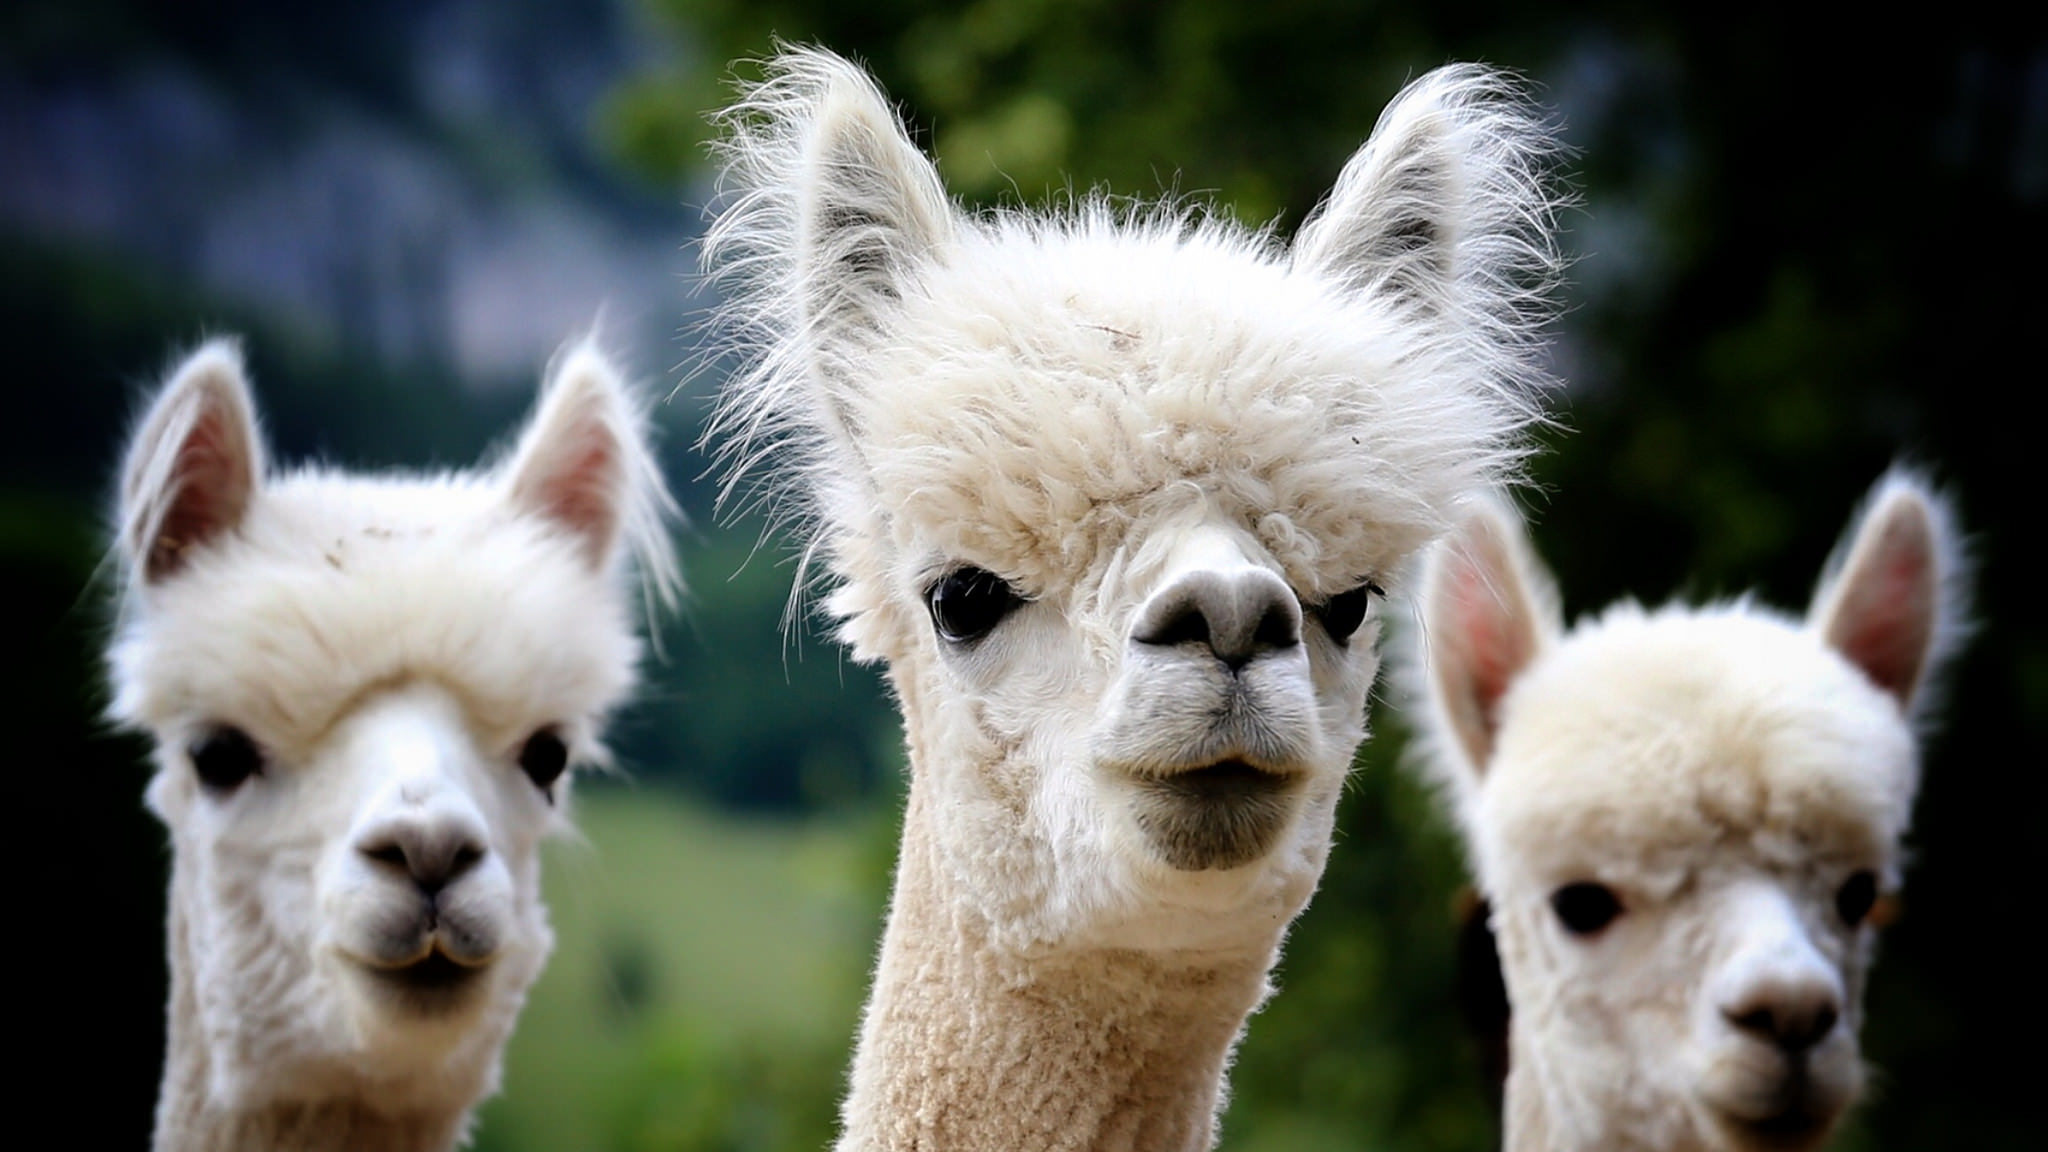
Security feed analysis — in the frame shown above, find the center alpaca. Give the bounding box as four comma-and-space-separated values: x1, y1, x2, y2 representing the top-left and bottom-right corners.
106, 338, 679, 1151
702, 47, 1568, 1150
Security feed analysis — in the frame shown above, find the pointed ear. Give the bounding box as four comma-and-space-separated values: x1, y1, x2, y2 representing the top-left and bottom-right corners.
1292, 64, 1563, 317
701, 47, 957, 551
1808, 470, 1966, 715
118, 339, 266, 585
793, 58, 954, 344
1415, 499, 1561, 783
505, 340, 675, 587
710, 46, 955, 363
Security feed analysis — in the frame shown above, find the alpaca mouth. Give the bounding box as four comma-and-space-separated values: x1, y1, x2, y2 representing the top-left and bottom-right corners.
1729, 1106, 1835, 1152
355, 947, 490, 1013
1710, 1074, 1843, 1152
386, 950, 483, 990
1151, 759, 1298, 800
1130, 759, 1303, 872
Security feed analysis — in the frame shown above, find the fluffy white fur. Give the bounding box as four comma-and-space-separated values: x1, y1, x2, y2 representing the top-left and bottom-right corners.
107, 337, 679, 1152
702, 46, 1567, 1150
1407, 471, 1967, 1152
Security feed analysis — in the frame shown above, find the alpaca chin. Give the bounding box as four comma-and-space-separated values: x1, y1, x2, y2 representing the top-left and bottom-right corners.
318, 944, 499, 1060
1126, 760, 1307, 871
1696, 1035, 1862, 1152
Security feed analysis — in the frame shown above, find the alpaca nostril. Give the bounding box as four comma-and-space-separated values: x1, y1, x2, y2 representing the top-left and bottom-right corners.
1137, 603, 1212, 651
358, 829, 488, 896
1251, 602, 1300, 652
1808, 1004, 1840, 1046
1726, 997, 1840, 1053
1730, 1006, 1774, 1037
1134, 571, 1301, 669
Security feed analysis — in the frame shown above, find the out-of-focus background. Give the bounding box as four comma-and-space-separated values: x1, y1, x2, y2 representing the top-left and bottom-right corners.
9, 1, 2039, 1148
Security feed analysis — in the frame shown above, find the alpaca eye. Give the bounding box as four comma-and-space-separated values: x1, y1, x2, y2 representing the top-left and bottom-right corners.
518, 728, 570, 799
189, 725, 264, 792
925, 566, 1024, 644
1551, 882, 1622, 936
1314, 581, 1384, 644
1835, 870, 1879, 927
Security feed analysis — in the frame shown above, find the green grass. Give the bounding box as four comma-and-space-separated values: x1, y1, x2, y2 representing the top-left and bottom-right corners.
473, 781, 891, 1152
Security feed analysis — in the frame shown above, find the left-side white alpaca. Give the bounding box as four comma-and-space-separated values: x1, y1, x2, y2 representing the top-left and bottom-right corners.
107, 337, 679, 1152
1409, 472, 1966, 1152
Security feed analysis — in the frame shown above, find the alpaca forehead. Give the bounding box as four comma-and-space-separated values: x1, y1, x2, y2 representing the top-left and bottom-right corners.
1482, 610, 1916, 880
856, 232, 1469, 596
114, 473, 639, 751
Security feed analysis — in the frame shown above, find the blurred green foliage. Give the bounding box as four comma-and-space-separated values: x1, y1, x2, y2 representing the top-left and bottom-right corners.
471, 787, 893, 1152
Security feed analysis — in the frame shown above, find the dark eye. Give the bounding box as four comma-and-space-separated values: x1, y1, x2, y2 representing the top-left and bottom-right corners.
518, 728, 570, 799
189, 725, 264, 792
1314, 581, 1384, 643
925, 566, 1024, 644
1835, 870, 1879, 927
1551, 882, 1622, 936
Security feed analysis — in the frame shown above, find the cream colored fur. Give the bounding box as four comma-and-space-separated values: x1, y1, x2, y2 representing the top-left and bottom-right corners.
107, 337, 679, 1151
702, 46, 1567, 1150
1407, 472, 1967, 1152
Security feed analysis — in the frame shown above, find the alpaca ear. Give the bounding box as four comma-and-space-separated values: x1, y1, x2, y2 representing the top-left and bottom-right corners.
1416, 500, 1560, 782
118, 339, 266, 585
505, 340, 660, 573
790, 54, 954, 344
705, 46, 958, 472
1808, 471, 1964, 715
714, 47, 956, 361
1292, 64, 1560, 316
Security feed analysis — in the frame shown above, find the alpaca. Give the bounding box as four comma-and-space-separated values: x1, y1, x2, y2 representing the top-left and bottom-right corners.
106, 337, 678, 1152
701, 46, 1566, 1150
1407, 472, 1966, 1152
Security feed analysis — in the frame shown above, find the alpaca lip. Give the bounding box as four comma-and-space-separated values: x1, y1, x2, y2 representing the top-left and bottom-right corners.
1711, 1071, 1841, 1151
1129, 758, 1305, 871
1728, 1104, 1834, 1151
353, 945, 490, 994
382, 949, 482, 991
1146, 758, 1300, 800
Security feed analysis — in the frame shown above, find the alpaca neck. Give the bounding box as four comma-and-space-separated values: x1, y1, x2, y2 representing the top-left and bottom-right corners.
1502, 1025, 1709, 1152
153, 1080, 466, 1152
153, 876, 474, 1152
837, 782, 1274, 1152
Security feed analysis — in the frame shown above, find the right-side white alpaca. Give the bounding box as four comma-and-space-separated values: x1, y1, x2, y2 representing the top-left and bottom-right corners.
108, 337, 678, 1151
1409, 473, 1966, 1151
703, 46, 1566, 1151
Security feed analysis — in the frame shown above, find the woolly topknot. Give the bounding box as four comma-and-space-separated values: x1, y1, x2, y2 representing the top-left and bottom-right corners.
699, 46, 1570, 636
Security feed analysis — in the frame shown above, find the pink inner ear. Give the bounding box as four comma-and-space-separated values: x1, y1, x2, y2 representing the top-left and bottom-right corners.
149, 406, 254, 581
529, 429, 622, 567
1828, 516, 1935, 706
1437, 538, 1534, 770
1454, 559, 1525, 720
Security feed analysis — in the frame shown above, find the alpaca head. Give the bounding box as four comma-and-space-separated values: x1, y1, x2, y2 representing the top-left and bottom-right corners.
707, 47, 1564, 956
107, 338, 677, 1117
1411, 474, 1965, 1150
